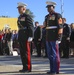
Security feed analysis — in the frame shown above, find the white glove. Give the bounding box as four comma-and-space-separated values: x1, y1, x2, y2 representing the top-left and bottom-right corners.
28, 37, 33, 42
67, 37, 70, 40
56, 40, 61, 44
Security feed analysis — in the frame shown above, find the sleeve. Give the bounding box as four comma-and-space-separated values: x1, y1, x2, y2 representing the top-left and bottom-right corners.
26, 15, 34, 37
44, 15, 48, 27
57, 13, 63, 41
17, 17, 21, 28
11, 34, 14, 41
57, 13, 63, 29
66, 24, 71, 37
10, 33, 12, 39
45, 16, 47, 23
3, 34, 6, 40
39, 27, 42, 39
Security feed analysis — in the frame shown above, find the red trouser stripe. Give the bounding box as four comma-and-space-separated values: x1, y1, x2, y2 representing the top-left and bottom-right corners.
27, 41, 31, 70
56, 44, 60, 72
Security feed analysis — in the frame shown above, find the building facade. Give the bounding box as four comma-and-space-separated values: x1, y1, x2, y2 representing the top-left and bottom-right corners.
0, 18, 18, 30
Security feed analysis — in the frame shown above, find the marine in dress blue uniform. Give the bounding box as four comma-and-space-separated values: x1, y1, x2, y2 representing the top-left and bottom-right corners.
17, 2, 34, 72
44, 1, 63, 74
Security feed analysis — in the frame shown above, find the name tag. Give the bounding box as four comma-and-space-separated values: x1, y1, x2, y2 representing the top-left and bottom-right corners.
20, 17, 25, 21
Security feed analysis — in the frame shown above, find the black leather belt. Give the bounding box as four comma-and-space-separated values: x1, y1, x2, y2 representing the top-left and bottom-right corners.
19, 27, 27, 30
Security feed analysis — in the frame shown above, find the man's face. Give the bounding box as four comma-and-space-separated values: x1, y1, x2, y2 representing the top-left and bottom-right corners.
47, 6, 54, 13
62, 19, 66, 24
35, 23, 39, 27
18, 6, 25, 14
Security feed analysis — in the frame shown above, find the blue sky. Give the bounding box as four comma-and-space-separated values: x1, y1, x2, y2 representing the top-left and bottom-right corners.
0, 0, 74, 25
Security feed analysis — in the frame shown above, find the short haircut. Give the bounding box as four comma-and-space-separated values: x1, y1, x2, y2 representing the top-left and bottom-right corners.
35, 21, 39, 24
62, 18, 66, 22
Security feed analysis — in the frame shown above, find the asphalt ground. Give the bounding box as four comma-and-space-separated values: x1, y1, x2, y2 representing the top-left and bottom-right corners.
0, 56, 74, 75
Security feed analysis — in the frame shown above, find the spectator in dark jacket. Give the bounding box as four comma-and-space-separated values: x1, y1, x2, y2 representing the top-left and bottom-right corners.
70, 23, 74, 42
34, 21, 42, 57
70, 23, 74, 56
12, 30, 19, 49
42, 27, 47, 57
59, 18, 70, 58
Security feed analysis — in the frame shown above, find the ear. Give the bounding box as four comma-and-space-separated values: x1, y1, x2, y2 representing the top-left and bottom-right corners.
58, 18, 62, 25
23, 7, 26, 11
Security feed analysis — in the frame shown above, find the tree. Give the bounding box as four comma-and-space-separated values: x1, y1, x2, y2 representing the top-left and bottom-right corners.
25, 9, 35, 19
0, 16, 9, 18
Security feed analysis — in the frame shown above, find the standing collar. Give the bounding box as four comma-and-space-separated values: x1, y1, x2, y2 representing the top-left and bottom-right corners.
50, 11, 56, 15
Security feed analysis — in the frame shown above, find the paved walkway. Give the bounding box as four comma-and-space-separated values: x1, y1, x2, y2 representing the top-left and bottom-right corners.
0, 56, 74, 75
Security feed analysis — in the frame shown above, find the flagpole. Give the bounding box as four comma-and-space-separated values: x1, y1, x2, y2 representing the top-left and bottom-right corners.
60, 0, 64, 17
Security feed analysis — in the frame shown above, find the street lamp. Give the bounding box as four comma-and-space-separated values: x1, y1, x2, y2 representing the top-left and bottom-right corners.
60, 0, 64, 17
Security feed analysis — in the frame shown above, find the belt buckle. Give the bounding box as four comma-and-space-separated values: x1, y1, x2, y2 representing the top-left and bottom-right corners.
24, 27, 27, 29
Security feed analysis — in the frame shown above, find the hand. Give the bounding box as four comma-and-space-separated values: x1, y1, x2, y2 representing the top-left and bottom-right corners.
3, 40, 5, 43
67, 37, 70, 40
28, 37, 33, 42
56, 40, 61, 44
38, 39, 41, 41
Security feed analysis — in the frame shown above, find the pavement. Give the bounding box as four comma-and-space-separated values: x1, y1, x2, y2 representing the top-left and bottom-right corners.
0, 55, 74, 75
